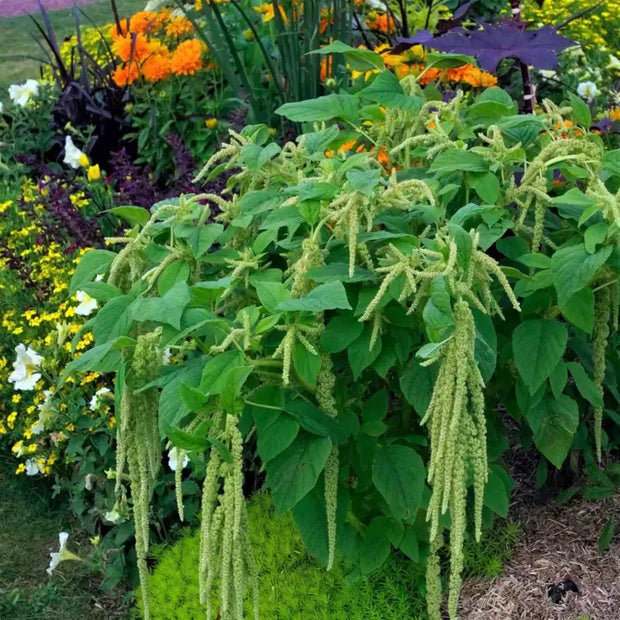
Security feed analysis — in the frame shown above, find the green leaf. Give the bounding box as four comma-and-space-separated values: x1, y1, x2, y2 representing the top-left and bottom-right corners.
158, 260, 190, 296
551, 243, 612, 306
60, 337, 132, 381
474, 309, 497, 383
69, 250, 116, 294
484, 466, 510, 517
598, 515, 616, 552
129, 281, 192, 330
266, 434, 332, 513
346, 168, 382, 196
306, 263, 377, 283
276, 94, 359, 123
321, 313, 364, 353
310, 41, 384, 71
549, 361, 568, 400
425, 52, 473, 69
517, 253, 553, 269
200, 350, 244, 395
175, 223, 223, 258
400, 362, 434, 417
108, 206, 150, 227
293, 342, 321, 388
255, 281, 291, 313
248, 387, 299, 462
569, 92, 592, 128
78, 281, 122, 302
566, 362, 603, 407
469, 171, 501, 203
603, 149, 620, 177
526, 395, 579, 469
360, 518, 392, 575
348, 325, 382, 379
496, 115, 545, 146
276, 281, 352, 312
357, 70, 422, 110
560, 287, 594, 333
429, 149, 488, 174
372, 445, 426, 521
584, 222, 608, 254
513, 319, 567, 394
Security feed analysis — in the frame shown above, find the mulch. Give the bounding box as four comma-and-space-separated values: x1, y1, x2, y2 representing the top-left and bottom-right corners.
0, 0, 96, 18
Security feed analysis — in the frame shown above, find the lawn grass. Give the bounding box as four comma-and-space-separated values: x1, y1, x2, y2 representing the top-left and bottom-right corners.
0, 455, 129, 619
0, 0, 144, 105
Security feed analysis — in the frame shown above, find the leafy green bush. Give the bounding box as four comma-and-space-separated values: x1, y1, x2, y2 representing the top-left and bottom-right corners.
61, 70, 619, 619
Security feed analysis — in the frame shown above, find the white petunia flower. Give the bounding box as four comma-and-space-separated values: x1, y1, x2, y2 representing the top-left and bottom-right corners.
32, 390, 54, 435
25, 459, 40, 476
89, 387, 111, 411
8, 344, 43, 391
8, 79, 39, 107
63, 136, 89, 169
577, 81, 598, 101
75, 290, 98, 316
168, 447, 189, 472
162, 347, 172, 365
47, 532, 81, 575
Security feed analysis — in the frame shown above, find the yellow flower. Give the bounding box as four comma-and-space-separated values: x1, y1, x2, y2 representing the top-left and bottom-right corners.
16, 463, 26, 474
205, 117, 218, 129
66, 423, 75, 432
87, 164, 101, 181
254, 3, 288, 22
12, 394, 21, 404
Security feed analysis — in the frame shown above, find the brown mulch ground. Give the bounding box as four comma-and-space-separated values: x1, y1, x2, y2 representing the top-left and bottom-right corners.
461, 431, 620, 620
0, 0, 96, 18
461, 494, 620, 619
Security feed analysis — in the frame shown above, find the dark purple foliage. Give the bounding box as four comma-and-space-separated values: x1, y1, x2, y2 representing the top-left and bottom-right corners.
108, 148, 160, 208
428, 22, 578, 73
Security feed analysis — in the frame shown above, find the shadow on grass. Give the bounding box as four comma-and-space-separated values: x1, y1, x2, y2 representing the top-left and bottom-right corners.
0, 455, 129, 619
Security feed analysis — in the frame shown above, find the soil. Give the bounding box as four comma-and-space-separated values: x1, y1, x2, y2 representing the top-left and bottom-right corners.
0, 0, 96, 18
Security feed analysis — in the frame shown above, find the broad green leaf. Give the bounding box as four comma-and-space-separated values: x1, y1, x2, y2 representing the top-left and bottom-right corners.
276, 281, 352, 312
255, 281, 291, 313
584, 222, 608, 254
292, 342, 321, 388
92, 294, 135, 343
560, 287, 594, 333
306, 263, 377, 283
551, 243, 612, 306
469, 171, 500, 203
266, 434, 332, 513
399, 362, 434, 417
310, 41, 384, 71
175, 223, 223, 258
158, 260, 190, 296
429, 149, 488, 174
483, 466, 510, 517
474, 309, 497, 383
567, 362, 603, 407
321, 313, 364, 353
360, 518, 392, 575
200, 350, 244, 395
129, 281, 192, 330
159, 358, 205, 433
372, 445, 426, 521
60, 337, 132, 381
348, 325, 382, 379
549, 361, 568, 400
603, 149, 620, 177
517, 253, 553, 269
108, 205, 150, 227
78, 281, 122, 302
526, 395, 579, 469
568, 92, 592, 128
513, 319, 567, 394
496, 115, 545, 146
357, 70, 422, 110
346, 168, 382, 197
247, 387, 299, 462
69, 249, 116, 294
276, 94, 359, 123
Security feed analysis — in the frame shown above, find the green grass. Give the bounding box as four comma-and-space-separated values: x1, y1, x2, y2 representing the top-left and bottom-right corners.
0, 0, 144, 104
0, 455, 129, 619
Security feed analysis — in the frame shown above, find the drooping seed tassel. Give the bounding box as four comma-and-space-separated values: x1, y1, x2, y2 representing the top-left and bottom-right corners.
593, 286, 611, 462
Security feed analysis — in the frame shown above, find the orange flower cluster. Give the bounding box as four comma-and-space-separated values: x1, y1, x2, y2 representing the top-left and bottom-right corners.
325, 139, 390, 168
393, 62, 497, 87
366, 12, 397, 34
109, 8, 208, 87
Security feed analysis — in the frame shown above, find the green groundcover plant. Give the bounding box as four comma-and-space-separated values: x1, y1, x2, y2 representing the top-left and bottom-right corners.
59, 68, 619, 619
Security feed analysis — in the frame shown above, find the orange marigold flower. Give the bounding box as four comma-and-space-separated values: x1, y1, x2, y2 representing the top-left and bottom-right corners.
418, 67, 442, 85
112, 62, 139, 87
166, 16, 194, 37
112, 32, 153, 62
129, 11, 158, 34
610, 108, 620, 122
461, 67, 497, 88
367, 13, 396, 33
141, 54, 172, 82
170, 39, 205, 75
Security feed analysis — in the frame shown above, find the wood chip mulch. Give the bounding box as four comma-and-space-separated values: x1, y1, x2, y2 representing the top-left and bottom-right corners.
460, 493, 620, 619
